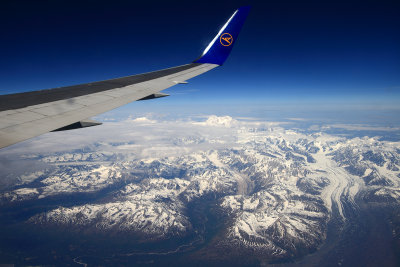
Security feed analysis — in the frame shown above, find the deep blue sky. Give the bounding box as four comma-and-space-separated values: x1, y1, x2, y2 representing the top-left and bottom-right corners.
0, 0, 399, 109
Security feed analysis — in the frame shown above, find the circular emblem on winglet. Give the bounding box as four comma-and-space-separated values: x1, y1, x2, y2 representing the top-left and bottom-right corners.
220, 33, 233, 46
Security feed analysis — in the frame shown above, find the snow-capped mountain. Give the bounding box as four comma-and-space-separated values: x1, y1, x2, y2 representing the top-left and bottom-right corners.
1, 116, 399, 262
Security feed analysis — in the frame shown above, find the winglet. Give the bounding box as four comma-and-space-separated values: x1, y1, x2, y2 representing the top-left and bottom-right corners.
194, 6, 251, 65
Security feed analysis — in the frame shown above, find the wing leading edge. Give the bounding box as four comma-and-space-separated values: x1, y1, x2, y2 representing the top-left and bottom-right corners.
0, 6, 250, 149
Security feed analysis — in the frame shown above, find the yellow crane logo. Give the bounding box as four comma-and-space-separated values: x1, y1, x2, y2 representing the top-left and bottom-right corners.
220, 33, 233, 46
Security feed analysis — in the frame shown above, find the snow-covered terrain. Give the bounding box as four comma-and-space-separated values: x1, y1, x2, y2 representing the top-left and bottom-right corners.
32, 178, 191, 239
1, 115, 399, 261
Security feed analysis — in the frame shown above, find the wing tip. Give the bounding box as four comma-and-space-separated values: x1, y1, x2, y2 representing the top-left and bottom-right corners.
193, 6, 251, 65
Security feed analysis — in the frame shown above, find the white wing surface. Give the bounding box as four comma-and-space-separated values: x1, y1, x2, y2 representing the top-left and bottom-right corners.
0, 6, 250, 149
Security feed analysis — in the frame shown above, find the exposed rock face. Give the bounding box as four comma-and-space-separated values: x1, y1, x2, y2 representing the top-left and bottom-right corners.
2, 117, 399, 261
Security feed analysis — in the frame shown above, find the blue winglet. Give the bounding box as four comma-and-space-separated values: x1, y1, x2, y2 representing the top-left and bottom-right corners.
194, 6, 251, 65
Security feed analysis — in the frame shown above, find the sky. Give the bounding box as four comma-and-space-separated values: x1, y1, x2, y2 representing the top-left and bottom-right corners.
0, 0, 399, 113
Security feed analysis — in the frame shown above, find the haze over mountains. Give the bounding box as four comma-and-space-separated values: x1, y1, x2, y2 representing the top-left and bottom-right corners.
0, 114, 399, 265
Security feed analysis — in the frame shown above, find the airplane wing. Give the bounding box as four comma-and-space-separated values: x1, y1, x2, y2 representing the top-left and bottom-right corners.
0, 6, 250, 149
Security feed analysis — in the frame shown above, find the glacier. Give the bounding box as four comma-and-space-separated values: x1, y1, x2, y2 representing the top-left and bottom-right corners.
0, 115, 399, 264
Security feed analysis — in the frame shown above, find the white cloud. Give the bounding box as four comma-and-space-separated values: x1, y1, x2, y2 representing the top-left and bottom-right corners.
131, 117, 157, 123
287, 117, 308, 121
328, 124, 400, 131
194, 115, 238, 127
